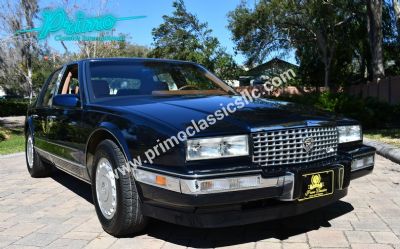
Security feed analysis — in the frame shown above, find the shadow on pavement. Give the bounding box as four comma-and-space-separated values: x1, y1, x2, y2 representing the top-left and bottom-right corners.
51, 167, 354, 247
145, 201, 354, 247
51, 168, 93, 204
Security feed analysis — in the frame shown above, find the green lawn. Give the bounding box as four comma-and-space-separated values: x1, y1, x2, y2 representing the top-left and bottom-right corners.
364, 129, 400, 148
0, 127, 25, 155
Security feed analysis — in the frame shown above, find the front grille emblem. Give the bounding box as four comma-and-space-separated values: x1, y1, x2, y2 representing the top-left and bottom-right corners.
302, 137, 314, 153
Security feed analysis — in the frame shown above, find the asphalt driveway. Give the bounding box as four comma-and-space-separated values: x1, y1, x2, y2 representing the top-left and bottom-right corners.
0, 154, 399, 248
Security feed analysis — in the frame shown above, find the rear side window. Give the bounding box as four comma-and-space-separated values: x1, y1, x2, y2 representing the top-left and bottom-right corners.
57, 64, 80, 96
91, 77, 141, 97
89, 62, 145, 98
40, 69, 62, 107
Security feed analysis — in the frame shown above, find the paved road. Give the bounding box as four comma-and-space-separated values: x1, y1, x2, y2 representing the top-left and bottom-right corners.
0, 154, 399, 249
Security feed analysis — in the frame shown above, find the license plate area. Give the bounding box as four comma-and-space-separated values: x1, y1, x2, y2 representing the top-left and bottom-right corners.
298, 170, 334, 201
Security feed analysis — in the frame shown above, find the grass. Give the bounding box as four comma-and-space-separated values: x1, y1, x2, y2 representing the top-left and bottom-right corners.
364, 129, 400, 148
0, 127, 25, 155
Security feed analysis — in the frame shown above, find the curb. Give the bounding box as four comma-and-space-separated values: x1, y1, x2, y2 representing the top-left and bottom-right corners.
0, 152, 24, 159
364, 138, 400, 165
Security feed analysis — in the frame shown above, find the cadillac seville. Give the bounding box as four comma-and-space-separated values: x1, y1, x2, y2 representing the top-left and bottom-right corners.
25, 58, 376, 236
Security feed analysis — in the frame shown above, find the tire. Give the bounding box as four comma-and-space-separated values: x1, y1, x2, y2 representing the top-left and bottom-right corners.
91, 139, 147, 237
25, 132, 52, 178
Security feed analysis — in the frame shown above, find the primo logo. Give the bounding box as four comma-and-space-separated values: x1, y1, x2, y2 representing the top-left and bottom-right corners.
16, 8, 146, 40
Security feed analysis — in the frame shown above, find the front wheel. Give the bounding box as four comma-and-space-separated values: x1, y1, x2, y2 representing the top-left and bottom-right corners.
26, 133, 52, 177
92, 139, 147, 237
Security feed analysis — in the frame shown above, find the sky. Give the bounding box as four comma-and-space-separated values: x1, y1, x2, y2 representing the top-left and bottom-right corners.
37, 0, 296, 65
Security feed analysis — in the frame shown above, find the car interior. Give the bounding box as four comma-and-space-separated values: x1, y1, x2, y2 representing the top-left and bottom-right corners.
58, 65, 80, 96
91, 76, 170, 99
89, 62, 228, 99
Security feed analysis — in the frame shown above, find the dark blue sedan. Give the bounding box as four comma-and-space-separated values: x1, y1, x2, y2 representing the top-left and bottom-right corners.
25, 58, 376, 236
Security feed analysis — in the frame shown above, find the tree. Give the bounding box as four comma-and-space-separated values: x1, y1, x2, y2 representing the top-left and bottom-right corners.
120, 43, 151, 58
367, 0, 385, 81
32, 44, 64, 94
0, 0, 39, 99
229, 0, 368, 89
393, 0, 400, 23
392, 0, 400, 45
73, 37, 151, 59
149, 0, 241, 79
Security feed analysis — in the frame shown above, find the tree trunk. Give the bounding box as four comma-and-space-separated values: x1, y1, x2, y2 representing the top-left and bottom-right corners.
360, 51, 366, 80
324, 62, 330, 90
315, 29, 333, 91
26, 42, 33, 101
361, 40, 373, 81
367, 0, 385, 81
60, 41, 69, 54
22, 0, 38, 100
27, 66, 33, 101
315, 81, 320, 93
23, 39, 34, 101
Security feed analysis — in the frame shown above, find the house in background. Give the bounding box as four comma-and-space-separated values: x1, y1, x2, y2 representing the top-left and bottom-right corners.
239, 58, 298, 86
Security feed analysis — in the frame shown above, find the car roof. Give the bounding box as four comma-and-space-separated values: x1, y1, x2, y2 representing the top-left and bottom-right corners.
70, 57, 198, 65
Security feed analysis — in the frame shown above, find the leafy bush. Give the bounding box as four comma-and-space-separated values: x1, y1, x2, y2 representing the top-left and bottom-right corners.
0, 130, 8, 141
0, 99, 29, 117
0, 127, 25, 155
276, 92, 400, 129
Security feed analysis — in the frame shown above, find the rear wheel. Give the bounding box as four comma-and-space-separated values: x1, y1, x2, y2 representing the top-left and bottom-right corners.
25, 133, 52, 177
92, 139, 147, 237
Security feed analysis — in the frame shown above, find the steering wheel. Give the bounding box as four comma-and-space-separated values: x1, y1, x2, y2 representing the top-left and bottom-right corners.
178, 85, 201, 90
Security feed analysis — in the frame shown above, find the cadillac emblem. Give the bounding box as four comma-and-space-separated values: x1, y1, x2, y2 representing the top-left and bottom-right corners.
302, 137, 314, 152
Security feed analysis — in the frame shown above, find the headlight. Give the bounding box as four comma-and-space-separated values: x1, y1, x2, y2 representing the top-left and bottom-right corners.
338, 125, 361, 143
186, 135, 249, 161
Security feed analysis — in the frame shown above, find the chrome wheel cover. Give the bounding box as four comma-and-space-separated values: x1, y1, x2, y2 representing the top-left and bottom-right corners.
95, 157, 117, 219
27, 135, 34, 169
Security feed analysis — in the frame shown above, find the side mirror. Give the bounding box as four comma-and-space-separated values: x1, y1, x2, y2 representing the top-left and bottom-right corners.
53, 94, 80, 108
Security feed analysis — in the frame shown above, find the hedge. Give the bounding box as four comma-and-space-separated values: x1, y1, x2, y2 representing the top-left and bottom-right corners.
0, 100, 29, 117
274, 92, 400, 129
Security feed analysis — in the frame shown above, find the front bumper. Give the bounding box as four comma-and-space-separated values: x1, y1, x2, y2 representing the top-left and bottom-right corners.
135, 145, 375, 228
142, 189, 348, 228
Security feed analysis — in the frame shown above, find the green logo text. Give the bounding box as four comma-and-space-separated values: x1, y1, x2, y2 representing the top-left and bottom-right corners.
16, 8, 146, 40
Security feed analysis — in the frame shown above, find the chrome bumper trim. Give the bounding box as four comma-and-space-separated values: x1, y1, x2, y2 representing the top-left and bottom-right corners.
134, 168, 296, 196
136, 165, 262, 179
278, 172, 295, 201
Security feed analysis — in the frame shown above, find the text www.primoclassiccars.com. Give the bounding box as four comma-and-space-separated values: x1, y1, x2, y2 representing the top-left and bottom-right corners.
112, 69, 297, 179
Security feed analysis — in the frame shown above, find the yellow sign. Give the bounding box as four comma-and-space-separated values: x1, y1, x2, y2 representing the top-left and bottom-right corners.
299, 170, 334, 201
309, 174, 323, 190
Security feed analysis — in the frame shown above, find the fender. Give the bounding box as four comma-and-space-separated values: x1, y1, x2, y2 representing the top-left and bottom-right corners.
25, 116, 34, 136
85, 122, 133, 178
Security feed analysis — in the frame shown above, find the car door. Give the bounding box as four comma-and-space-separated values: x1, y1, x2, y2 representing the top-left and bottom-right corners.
45, 64, 89, 180
32, 68, 63, 154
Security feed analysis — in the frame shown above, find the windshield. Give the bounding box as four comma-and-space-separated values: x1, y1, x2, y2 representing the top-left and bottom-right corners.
88, 60, 233, 100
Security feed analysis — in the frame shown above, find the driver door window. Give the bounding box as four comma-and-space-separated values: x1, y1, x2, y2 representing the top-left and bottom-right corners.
41, 69, 62, 107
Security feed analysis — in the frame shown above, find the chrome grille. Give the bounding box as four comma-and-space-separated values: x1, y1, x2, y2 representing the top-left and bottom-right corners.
252, 126, 338, 166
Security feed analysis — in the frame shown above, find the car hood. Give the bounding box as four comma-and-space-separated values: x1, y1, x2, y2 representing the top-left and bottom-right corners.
96, 95, 338, 135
